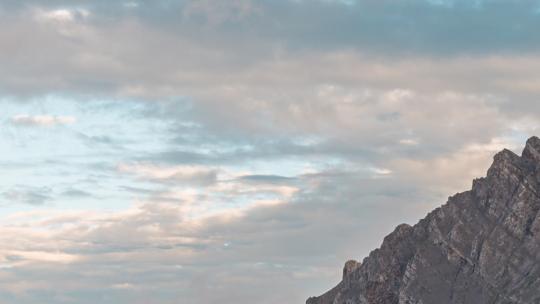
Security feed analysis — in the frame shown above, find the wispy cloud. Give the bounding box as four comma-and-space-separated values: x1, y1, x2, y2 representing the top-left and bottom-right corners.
34, 8, 90, 23
11, 114, 76, 127
3, 186, 51, 205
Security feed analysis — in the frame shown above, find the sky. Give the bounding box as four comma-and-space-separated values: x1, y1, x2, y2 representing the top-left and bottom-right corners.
0, 0, 540, 303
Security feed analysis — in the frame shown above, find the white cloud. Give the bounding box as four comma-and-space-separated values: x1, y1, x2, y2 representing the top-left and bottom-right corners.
123, 2, 139, 9
370, 167, 393, 176
115, 163, 300, 220
118, 163, 216, 180
11, 114, 76, 127
399, 139, 419, 145
34, 8, 90, 23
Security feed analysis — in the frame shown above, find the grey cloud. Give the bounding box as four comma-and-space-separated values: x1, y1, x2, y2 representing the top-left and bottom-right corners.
1, 1, 540, 99
0, 131, 512, 303
76, 132, 118, 146
137, 87, 508, 174
3, 186, 52, 205
165, 170, 219, 187
61, 188, 92, 198
118, 185, 162, 195
238, 174, 296, 184
0, 164, 444, 303
3, 0, 539, 55
0, 1, 538, 163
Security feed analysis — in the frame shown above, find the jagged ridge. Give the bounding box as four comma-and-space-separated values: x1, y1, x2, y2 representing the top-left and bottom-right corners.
307, 136, 540, 304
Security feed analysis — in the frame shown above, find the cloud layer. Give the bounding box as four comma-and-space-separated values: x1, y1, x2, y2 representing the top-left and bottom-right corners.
0, 0, 539, 303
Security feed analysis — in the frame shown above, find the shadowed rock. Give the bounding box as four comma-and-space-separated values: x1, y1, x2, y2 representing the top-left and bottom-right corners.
307, 136, 540, 304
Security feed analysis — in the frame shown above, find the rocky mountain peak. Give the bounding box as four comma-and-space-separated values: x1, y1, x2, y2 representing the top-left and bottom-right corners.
343, 260, 361, 280
522, 135, 540, 163
307, 137, 540, 304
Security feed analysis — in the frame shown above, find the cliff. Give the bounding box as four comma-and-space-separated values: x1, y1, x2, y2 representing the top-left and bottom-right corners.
307, 137, 540, 304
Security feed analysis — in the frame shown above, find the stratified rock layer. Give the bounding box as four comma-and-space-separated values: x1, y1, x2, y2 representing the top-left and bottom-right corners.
307, 137, 540, 304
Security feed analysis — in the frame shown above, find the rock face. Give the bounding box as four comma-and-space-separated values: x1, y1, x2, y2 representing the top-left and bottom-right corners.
307, 136, 540, 304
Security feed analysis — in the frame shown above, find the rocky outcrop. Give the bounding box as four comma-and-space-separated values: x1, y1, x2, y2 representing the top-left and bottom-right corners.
307, 136, 540, 304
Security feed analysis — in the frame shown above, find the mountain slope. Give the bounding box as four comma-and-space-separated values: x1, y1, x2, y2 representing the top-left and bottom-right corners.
307, 136, 540, 304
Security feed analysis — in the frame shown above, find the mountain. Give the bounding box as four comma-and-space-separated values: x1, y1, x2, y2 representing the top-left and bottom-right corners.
307, 136, 540, 304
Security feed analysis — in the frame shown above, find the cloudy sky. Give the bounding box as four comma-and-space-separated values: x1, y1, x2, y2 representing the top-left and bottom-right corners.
1, 0, 540, 303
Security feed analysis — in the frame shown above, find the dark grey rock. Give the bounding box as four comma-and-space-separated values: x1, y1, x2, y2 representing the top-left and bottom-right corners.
307, 136, 540, 304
